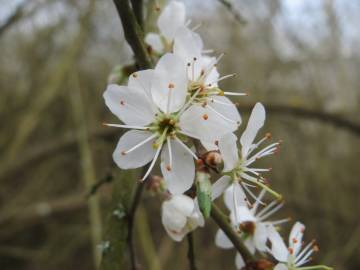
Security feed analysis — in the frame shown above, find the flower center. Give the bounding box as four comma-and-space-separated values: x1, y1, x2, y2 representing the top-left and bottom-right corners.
150, 113, 179, 147
239, 221, 256, 235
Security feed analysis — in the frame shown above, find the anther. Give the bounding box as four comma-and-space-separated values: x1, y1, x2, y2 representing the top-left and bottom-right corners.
120, 100, 125, 105
132, 73, 138, 78
200, 69, 205, 76
166, 165, 172, 171
292, 238, 298, 244
155, 5, 161, 11
121, 151, 126, 156
214, 140, 219, 146
288, 247, 294, 255
187, 62, 191, 67
168, 83, 175, 89
265, 132, 272, 139
202, 114, 208, 120
193, 57, 197, 61
313, 245, 319, 252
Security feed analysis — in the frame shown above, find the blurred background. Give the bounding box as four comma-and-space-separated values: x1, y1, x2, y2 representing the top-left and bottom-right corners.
0, 0, 359, 269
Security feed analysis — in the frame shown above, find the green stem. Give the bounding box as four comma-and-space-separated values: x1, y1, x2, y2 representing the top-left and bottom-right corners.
298, 266, 333, 270
113, 0, 152, 69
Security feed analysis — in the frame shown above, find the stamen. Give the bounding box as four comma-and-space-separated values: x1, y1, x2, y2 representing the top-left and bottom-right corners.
191, 23, 202, 31
269, 218, 291, 226
295, 241, 315, 265
257, 202, 284, 221
141, 142, 163, 181
123, 134, 157, 155
202, 53, 224, 79
167, 137, 173, 170
174, 136, 198, 160
207, 73, 236, 85
207, 104, 240, 124
251, 189, 266, 214
166, 83, 174, 114
103, 123, 150, 130
242, 183, 265, 206
176, 88, 202, 118
210, 98, 234, 106
223, 91, 248, 96
233, 183, 240, 224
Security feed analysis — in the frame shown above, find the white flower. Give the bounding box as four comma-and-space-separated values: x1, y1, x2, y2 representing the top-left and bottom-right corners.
268, 222, 320, 270
172, 26, 245, 147
104, 53, 198, 195
213, 103, 282, 210
104, 52, 236, 194
161, 194, 204, 241
214, 188, 288, 269
145, 1, 186, 54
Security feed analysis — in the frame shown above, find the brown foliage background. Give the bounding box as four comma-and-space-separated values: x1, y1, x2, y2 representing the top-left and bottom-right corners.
0, 0, 359, 269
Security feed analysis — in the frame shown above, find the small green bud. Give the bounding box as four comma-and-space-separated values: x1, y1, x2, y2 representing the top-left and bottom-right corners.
196, 171, 212, 218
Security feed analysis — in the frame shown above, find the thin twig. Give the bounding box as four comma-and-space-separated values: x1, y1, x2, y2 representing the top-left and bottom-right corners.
187, 233, 197, 270
210, 203, 255, 262
87, 173, 114, 198
113, 0, 152, 69
131, 0, 144, 28
218, 0, 247, 25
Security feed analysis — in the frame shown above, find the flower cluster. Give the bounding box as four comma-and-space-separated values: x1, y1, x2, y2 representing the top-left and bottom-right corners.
103, 1, 331, 269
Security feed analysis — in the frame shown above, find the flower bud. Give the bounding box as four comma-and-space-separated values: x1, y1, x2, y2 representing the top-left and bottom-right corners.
161, 194, 204, 241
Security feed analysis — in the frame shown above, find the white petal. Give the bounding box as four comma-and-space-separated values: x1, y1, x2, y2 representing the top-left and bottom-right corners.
151, 53, 187, 113
215, 229, 233, 249
167, 194, 195, 216
179, 104, 239, 143
235, 253, 245, 269
103, 84, 156, 126
211, 175, 231, 200
268, 225, 289, 262
202, 56, 220, 86
244, 237, 256, 254
236, 206, 256, 224
161, 139, 195, 195
145, 32, 164, 53
274, 263, 288, 270
112, 130, 157, 169
240, 102, 265, 158
158, 1, 186, 41
173, 26, 203, 63
289, 221, 305, 256
254, 223, 268, 252
218, 133, 239, 172
162, 197, 191, 242
128, 69, 154, 98
200, 139, 219, 151
224, 182, 247, 212
208, 96, 241, 127
191, 201, 205, 227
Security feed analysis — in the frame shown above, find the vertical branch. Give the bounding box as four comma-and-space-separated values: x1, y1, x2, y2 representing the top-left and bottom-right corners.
187, 233, 197, 270
113, 0, 152, 69
100, 1, 154, 269
131, 0, 144, 28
